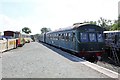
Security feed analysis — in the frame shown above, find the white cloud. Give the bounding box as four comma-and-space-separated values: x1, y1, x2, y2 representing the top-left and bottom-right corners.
0, 14, 21, 31
0, 0, 119, 35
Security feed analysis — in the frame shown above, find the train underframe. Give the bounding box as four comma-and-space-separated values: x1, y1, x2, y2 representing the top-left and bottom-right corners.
76, 51, 104, 62
44, 42, 103, 62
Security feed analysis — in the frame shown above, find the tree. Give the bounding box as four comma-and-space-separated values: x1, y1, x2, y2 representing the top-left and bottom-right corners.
109, 15, 120, 30
97, 17, 112, 30
110, 21, 120, 30
41, 27, 51, 34
22, 27, 31, 34
83, 17, 120, 31
118, 14, 120, 21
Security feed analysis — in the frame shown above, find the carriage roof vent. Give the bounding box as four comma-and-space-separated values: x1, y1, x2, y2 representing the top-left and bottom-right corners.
73, 23, 83, 26
73, 23, 90, 28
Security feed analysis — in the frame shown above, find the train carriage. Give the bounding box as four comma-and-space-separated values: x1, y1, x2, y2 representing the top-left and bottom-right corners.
39, 33, 46, 42
41, 23, 105, 62
104, 30, 120, 48
4, 31, 25, 47
104, 30, 120, 64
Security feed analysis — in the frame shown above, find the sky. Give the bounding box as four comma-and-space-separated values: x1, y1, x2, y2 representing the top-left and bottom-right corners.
0, 0, 119, 35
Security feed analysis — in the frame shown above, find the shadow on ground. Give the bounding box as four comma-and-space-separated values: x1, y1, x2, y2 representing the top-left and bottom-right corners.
38, 42, 85, 62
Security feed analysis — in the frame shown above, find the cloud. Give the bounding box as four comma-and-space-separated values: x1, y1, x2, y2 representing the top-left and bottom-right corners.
0, 0, 119, 35
0, 14, 21, 31
0, 14, 43, 34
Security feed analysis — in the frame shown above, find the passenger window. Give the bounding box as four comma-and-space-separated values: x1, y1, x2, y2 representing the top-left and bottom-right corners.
72, 33, 75, 42
66, 33, 69, 41
80, 33, 88, 42
97, 33, 103, 42
58, 34, 60, 40
68, 33, 71, 41
61, 34, 64, 40
89, 33, 96, 42
64, 33, 66, 40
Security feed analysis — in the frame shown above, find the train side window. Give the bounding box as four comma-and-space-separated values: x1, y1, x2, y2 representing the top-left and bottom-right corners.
56, 34, 58, 40
61, 33, 64, 40
51, 34, 53, 40
89, 33, 96, 42
66, 33, 69, 41
97, 33, 103, 42
60, 34, 62, 40
53, 34, 54, 40
53, 34, 55, 40
48, 35, 50, 39
54, 34, 56, 40
80, 33, 88, 42
68, 33, 71, 41
49, 35, 50, 39
58, 34, 60, 40
55, 34, 57, 40
72, 33, 75, 42
64, 33, 66, 41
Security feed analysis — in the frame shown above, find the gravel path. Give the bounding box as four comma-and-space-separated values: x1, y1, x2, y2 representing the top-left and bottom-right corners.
2, 42, 110, 78
97, 61, 119, 73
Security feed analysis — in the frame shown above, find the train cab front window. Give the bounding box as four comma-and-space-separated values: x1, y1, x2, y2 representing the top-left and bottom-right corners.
89, 33, 96, 42
80, 33, 88, 42
97, 33, 103, 42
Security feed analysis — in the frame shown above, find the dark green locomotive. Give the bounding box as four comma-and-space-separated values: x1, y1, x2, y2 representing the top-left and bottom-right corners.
42, 23, 105, 62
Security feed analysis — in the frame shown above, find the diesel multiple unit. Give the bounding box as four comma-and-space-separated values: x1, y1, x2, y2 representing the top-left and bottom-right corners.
39, 23, 105, 62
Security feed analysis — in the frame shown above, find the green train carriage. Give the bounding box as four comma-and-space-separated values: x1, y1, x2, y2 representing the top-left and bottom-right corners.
44, 23, 105, 62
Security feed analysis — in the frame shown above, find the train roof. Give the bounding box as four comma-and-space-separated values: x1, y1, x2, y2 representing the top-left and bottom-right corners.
4, 30, 14, 33
4, 30, 20, 33
47, 23, 101, 34
104, 30, 120, 33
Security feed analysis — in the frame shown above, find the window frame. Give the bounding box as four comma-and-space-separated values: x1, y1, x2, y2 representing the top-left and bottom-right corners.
97, 33, 103, 42
89, 33, 97, 42
80, 32, 88, 42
